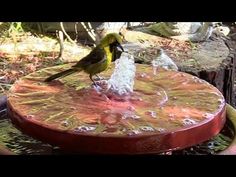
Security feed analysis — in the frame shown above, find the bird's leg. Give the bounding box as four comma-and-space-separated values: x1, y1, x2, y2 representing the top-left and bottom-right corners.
89, 74, 97, 86
90, 74, 106, 93
95, 74, 100, 80
94, 74, 105, 81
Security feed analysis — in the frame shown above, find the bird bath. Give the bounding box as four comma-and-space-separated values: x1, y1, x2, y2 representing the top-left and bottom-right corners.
5, 56, 226, 154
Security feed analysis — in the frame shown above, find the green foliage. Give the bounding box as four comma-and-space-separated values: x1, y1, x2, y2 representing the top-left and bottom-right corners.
0, 22, 24, 37
8, 22, 24, 34
147, 22, 180, 37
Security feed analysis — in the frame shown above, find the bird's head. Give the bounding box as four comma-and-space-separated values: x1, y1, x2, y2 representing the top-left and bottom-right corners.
100, 33, 124, 52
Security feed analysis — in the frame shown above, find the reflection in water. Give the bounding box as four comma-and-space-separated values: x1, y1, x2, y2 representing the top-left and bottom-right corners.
0, 110, 59, 155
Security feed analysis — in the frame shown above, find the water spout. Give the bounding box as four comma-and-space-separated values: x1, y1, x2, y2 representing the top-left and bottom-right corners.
106, 52, 136, 96
151, 49, 178, 73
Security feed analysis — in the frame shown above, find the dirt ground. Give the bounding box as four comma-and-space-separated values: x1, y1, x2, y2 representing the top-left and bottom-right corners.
0, 32, 91, 94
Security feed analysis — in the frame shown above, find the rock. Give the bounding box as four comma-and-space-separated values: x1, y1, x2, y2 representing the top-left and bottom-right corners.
229, 33, 236, 41
145, 22, 214, 42
147, 22, 202, 37
214, 26, 230, 36
147, 22, 180, 37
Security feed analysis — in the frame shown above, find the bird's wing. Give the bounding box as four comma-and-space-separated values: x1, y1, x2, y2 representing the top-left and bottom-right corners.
73, 46, 106, 68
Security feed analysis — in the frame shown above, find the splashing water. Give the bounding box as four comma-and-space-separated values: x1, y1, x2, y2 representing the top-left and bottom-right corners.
74, 125, 96, 133
145, 110, 157, 118
140, 126, 155, 132
183, 118, 197, 126
107, 52, 136, 96
151, 49, 178, 74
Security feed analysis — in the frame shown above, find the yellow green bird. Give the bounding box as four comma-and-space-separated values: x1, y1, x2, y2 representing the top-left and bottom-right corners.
44, 33, 124, 84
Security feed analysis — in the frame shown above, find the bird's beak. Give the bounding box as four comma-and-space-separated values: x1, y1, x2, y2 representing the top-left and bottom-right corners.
117, 43, 124, 52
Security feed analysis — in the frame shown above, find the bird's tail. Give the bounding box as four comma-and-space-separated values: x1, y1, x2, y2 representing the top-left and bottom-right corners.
44, 68, 80, 82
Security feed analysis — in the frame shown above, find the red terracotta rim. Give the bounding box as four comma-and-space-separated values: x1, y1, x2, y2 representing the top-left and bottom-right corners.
7, 101, 226, 154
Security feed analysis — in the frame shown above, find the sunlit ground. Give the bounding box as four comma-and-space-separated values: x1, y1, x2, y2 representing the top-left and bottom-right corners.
0, 32, 91, 92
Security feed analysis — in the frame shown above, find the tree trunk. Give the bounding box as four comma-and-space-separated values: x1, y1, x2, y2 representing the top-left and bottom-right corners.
178, 37, 235, 106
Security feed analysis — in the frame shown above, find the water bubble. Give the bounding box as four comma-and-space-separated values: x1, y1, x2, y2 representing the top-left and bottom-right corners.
121, 127, 127, 132
127, 129, 142, 136
172, 96, 177, 100
157, 128, 166, 132
162, 151, 172, 155
203, 113, 213, 119
198, 80, 204, 84
11, 95, 19, 98
130, 115, 141, 120
74, 125, 96, 133
103, 110, 110, 114
137, 98, 143, 101
195, 80, 201, 83
130, 97, 143, 102
140, 73, 147, 78
61, 120, 69, 127
168, 113, 174, 118
145, 111, 157, 118
121, 114, 128, 120
122, 113, 140, 120
140, 126, 155, 132
182, 118, 197, 125
217, 99, 224, 104
26, 115, 34, 119
127, 106, 135, 111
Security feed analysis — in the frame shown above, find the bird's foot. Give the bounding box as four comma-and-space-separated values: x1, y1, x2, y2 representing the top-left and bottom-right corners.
91, 80, 109, 94
94, 75, 106, 81
92, 83, 102, 92
91, 82, 99, 88
93, 78, 101, 81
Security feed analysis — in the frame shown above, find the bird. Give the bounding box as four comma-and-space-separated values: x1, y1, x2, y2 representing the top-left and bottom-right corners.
44, 33, 124, 85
